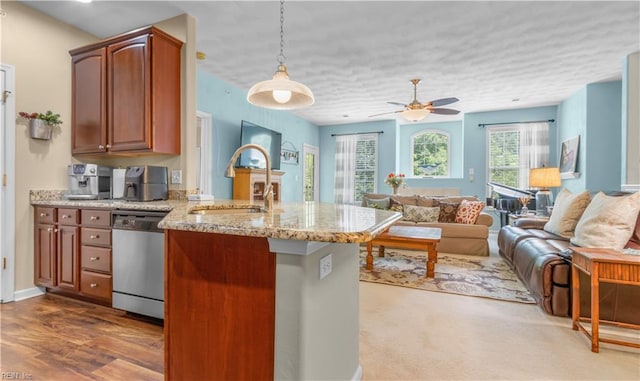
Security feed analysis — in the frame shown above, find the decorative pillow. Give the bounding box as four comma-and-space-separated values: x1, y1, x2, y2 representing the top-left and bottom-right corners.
570, 192, 640, 250
390, 195, 418, 206
627, 213, 640, 249
403, 205, 440, 223
364, 196, 390, 210
416, 196, 438, 207
438, 202, 459, 223
543, 189, 591, 239
455, 199, 485, 224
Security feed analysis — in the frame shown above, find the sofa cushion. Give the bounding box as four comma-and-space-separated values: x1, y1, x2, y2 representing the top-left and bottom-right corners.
570, 192, 640, 250
543, 189, 591, 239
402, 205, 439, 222
626, 214, 640, 249
390, 195, 418, 206
455, 200, 485, 224
363, 196, 390, 209
438, 202, 459, 223
416, 196, 438, 207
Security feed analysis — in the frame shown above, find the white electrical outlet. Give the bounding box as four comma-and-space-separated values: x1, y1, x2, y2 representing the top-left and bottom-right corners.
319, 254, 332, 280
171, 170, 182, 184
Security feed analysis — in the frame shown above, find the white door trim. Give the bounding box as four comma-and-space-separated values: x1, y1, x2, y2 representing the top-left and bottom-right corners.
302, 144, 320, 202
196, 111, 213, 195
1, 63, 16, 303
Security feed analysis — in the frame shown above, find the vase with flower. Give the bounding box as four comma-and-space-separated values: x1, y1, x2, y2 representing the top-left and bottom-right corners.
18, 110, 63, 140
385, 173, 405, 194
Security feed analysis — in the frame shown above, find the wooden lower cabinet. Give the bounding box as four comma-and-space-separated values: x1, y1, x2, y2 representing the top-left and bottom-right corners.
34, 206, 112, 305
34, 222, 57, 288
57, 225, 80, 292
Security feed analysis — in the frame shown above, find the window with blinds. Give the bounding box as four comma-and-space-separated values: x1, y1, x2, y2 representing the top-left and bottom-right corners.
354, 137, 377, 202
488, 128, 521, 189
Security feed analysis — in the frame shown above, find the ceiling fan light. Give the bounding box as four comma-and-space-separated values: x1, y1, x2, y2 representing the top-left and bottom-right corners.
401, 108, 429, 122
247, 65, 314, 110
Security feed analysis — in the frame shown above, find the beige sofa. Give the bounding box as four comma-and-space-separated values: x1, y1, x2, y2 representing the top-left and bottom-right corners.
362, 193, 493, 256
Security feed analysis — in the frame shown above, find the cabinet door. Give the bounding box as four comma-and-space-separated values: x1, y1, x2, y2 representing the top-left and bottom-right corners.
34, 223, 56, 287
71, 47, 107, 154
107, 34, 151, 152
57, 226, 80, 292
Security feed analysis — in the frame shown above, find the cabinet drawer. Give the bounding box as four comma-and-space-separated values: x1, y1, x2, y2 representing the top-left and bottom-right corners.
58, 208, 79, 225
35, 207, 56, 224
80, 271, 112, 300
81, 228, 111, 247
81, 246, 111, 273
81, 209, 111, 228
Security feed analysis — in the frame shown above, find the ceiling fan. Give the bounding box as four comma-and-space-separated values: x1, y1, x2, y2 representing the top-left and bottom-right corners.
369, 79, 460, 122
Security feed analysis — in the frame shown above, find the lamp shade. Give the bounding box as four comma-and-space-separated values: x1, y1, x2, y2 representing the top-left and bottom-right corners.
529, 167, 561, 189
401, 108, 429, 122
247, 65, 314, 110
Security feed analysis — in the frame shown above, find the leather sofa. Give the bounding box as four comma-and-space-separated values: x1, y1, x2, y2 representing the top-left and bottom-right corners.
363, 193, 493, 256
498, 215, 640, 324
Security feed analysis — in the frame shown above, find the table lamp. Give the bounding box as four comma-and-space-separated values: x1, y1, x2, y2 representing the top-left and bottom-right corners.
529, 167, 561, 216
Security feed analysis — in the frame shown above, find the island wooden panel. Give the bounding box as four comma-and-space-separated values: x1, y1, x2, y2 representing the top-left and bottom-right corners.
165, 230, 276, 381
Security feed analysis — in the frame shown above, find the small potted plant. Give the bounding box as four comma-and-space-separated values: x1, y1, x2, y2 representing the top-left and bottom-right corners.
18, 110, 63, 140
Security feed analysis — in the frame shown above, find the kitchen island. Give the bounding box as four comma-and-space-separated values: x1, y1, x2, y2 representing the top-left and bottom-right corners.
159, 200, 401, 381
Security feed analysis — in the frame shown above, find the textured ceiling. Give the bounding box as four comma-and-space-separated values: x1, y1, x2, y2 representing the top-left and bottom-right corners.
20, 1, 640, 126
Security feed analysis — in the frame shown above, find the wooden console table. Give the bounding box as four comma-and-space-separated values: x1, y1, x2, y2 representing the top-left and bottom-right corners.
571, 247, 640, 353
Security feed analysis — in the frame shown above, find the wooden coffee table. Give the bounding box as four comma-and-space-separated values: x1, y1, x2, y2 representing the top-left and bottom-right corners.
366, 226, 442, 278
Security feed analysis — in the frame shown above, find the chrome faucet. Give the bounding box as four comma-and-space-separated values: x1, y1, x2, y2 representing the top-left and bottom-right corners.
225, 144, 273, 212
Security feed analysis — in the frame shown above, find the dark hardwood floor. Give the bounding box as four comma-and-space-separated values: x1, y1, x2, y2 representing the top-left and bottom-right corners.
0, 294, 163, 380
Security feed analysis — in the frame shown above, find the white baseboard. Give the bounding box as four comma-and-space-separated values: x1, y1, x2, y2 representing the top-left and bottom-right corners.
14, 286, 45, 301
352, 365, 363, 381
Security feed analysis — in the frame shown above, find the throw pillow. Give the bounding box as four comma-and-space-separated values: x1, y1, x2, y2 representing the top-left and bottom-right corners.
570, 192, 640, 250
416, 196, 438, 207
438, 202, 459, 223
455, 199, 485, 224
627, 213, 640, 249
402, 205, 440, 223
543, 189, 591, 239
364, 196, 390, 210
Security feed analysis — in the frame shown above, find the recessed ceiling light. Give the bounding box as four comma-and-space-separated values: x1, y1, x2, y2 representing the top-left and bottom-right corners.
512, 98, 520, 102
342, 114, 349, 118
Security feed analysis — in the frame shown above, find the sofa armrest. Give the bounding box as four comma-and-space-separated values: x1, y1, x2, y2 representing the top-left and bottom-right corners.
475, 213, 493, 227
513, 218, 547, 230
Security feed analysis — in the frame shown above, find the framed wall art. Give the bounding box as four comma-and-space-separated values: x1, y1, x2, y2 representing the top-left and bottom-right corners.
559, 135, 580, 179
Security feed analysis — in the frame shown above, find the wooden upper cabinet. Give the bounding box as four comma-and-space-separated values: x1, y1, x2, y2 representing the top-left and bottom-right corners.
71, 48, 107, 154
70, 26, 183, 156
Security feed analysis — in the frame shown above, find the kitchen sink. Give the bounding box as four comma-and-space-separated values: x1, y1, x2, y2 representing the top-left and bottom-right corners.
189, 206, 265, 215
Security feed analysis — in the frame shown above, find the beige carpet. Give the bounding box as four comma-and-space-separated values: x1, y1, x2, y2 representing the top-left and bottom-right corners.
359, 231, 640, 381
359, 248, 536, 304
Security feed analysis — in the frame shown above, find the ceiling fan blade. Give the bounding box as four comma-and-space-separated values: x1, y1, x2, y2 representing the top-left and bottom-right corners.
387, 102, 408, 107
429, 97, 459, 107
368, 110, 403, 118
429, 108, 460, 115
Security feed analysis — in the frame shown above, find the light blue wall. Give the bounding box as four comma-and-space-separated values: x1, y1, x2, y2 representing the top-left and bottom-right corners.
318, 120, 398, 202
398, 121, 464, 178
197, 69, 320, 201
556, 81, 622, 193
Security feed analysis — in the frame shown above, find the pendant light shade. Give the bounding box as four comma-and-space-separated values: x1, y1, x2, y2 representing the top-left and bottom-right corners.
247, 0, 314, 110
247, 65, 314, 110
401, 108, 430, 122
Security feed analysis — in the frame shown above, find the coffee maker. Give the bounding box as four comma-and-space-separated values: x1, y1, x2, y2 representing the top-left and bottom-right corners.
66, 164, 112, 200
124, 166, 168, 201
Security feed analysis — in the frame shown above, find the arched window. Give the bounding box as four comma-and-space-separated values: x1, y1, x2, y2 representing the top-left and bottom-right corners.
411, 130, 450, 177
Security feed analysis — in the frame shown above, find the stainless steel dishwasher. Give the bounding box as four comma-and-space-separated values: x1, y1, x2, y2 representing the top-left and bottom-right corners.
112, 210, 167, 319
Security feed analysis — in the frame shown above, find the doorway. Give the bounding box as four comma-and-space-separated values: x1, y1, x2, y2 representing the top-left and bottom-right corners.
302, 144, 319, 202
1, 63, 16, 303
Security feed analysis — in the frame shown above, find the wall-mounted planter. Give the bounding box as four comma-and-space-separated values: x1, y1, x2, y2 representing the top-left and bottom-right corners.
29, 119, 53, 140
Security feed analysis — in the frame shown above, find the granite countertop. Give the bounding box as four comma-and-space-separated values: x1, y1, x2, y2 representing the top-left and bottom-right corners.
30, 191, 401, 243
160, 200, 402, 243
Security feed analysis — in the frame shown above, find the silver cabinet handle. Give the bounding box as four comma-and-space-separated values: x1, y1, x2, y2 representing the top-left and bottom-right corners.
40, 213, 47, 217
55, 229, 58, 233
90, 283, 98, 288
62, 214, 69, 219
47, 227, 53, 232
90, 216, 99, 221
98, 145, 104, 149
90, 234, 100, 239
106, 144, 112, 148
90, 256, 100, 261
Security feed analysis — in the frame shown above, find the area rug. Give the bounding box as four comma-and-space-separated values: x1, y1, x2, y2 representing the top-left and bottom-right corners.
359, 247, 536, 304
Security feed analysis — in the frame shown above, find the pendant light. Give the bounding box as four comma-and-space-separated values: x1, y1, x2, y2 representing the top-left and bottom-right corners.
247, 0, 314, 110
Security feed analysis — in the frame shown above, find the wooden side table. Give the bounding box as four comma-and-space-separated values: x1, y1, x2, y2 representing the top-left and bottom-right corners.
571, 247, 640, 353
